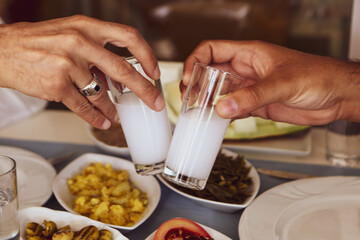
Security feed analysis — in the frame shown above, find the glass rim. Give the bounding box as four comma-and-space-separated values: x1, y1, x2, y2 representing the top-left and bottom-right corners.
0, 155, 16, 177
194, 62, 245, 80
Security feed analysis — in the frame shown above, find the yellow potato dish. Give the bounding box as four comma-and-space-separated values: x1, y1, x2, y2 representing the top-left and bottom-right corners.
67, 162, 148, 226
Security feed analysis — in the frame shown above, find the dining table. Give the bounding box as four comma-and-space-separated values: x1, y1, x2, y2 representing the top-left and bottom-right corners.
1, 109, 360, 240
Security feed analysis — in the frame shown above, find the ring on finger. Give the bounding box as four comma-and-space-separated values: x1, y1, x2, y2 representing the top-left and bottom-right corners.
79, 73, 102, 97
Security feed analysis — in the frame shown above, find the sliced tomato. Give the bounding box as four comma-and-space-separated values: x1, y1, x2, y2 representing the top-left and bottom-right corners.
154, 218, 212, 240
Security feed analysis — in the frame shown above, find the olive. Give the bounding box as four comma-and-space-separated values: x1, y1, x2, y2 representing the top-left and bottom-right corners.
26, 222, 44, 237
42, 220, 58, 237
99, 229, 112, 240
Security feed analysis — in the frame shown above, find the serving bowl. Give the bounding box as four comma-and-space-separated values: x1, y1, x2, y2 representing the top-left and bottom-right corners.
19, 206, 127, 240
158, 148, 260, 213
52, 153, 161, 232
86, 123, 130, 157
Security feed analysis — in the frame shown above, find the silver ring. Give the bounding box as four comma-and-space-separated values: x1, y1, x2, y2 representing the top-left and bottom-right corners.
80, 73, 102, 96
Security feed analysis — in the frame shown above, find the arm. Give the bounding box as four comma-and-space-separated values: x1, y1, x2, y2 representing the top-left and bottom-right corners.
183, 40, 360, 125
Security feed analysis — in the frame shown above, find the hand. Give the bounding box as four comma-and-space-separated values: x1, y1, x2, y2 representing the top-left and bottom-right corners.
0, 15, 164, 129
183, 40, 360, 125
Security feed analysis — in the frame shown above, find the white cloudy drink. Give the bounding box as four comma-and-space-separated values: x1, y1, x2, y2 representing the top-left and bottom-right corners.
115, 91, 171, 175
162, 62, 244, 190
106, 56, 172, 175
163, 107, 230, 190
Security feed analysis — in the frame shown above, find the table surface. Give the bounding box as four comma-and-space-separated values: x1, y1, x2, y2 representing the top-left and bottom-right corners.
1, 110, 360, 240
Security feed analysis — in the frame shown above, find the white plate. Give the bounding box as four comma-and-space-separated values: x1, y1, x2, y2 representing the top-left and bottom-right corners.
18, 206, 128, 240
0, 145, 56, 208
145, 219, 231, 240
52, 153, 161, 232
86, 124, 130, 157
158, 148, 260, 213
239, 176, 360, 240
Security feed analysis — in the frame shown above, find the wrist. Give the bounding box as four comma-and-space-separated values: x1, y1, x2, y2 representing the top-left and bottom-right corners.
339, 61, 360, 121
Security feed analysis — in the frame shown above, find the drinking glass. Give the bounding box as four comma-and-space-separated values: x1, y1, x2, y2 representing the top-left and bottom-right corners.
326, 120, 360, 167
162, 62, 245, 190
0, 156, 19, 240
106, 57, 172, 175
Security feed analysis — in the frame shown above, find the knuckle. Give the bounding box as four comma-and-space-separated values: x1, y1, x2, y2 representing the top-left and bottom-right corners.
123, 26, 141, 41
140, 82, 157, 100
69, 14, 90, 23
243, 86, 264, 108
74, 99, 92, 115
43, 76, 68, 96
114, 58, 133, 77
53, 55, 73, 72
62, 30, 87, 48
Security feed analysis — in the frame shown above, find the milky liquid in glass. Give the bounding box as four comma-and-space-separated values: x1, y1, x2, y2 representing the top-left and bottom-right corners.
164, 107, 230, 189
0, 189, 19, 240
115, 91, 172, 168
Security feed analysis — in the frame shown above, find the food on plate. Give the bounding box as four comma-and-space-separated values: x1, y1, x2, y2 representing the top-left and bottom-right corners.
154, 218, 213, 240
91, 123, 127, 147
67, 162, 148, 226
167, 151, 253, 204
25, 220, 112, 240
164, 80, 309, 140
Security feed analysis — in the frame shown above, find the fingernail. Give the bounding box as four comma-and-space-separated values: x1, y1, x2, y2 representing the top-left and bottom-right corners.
101, 119, 111, 130
113, 114, 119, 123
154, 64, 161, 79
182, 72, 190, 84
217, 97, 238, 117
155, 94, 165, 110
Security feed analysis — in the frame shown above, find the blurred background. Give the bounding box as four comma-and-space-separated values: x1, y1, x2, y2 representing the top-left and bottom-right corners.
0, 0, 354, 108
2, 0, 354, 60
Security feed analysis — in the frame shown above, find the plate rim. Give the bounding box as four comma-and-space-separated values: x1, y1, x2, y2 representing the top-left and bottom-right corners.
238, 175, 360, 240
0, 145, 56, 208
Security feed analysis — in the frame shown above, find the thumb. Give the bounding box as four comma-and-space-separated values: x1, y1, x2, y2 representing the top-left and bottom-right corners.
215, 79, 286, 118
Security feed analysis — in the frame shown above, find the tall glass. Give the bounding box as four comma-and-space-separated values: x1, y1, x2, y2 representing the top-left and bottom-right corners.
0, 156, 19, 240
163, 63, 245, 190
106, 57, 172, 175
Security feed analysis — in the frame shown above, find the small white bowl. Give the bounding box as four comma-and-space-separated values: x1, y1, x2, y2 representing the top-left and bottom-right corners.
19, 206, 127, 240
145, 218, 231, 240
86, 124, 130, 157
52, 153, 161, 232
158, 148, 260, 213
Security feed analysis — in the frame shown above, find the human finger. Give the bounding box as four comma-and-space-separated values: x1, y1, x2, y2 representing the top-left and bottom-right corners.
61, 79, 112, 130
215, 76, 289, 119
36, 27, 164, 111
74, 69, 118, 123
67, 15, 160, 80
183, 40, 259, 86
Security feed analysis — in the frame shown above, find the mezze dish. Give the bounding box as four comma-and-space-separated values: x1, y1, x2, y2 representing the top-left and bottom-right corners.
18, 207, 127, 240
158, 149, 260, 213
145, 217, 231, 240
52, 153, 161, 232
67, 162, 148, 227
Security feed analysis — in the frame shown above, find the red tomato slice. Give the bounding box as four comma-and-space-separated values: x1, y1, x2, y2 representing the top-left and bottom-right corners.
154, 218, 212, 240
